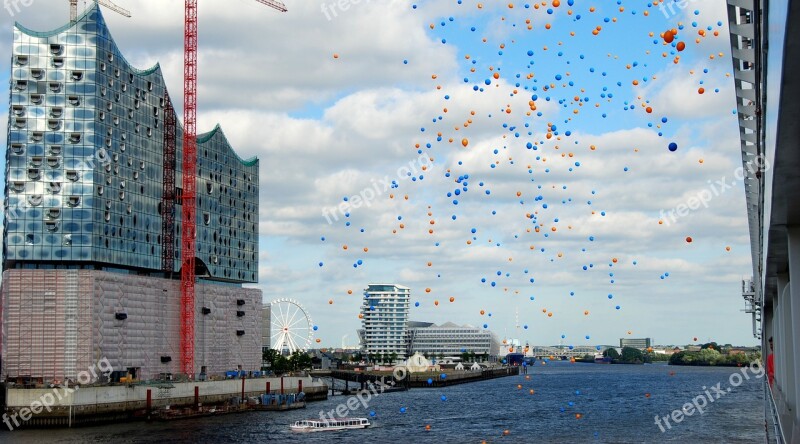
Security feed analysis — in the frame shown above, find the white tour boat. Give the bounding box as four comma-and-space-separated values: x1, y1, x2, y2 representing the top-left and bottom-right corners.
290, 417, 371, 432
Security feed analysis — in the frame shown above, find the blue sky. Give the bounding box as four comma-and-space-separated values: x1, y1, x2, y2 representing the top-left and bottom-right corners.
1, 0, 755, 349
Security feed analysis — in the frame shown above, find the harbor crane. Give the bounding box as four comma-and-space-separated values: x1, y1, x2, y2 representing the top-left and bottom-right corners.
69, 0, 131, 21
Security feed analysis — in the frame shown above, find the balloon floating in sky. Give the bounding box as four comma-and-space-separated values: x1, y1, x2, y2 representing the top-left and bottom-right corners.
668, 142, 678, 152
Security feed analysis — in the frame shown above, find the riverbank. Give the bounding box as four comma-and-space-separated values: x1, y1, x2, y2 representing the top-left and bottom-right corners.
1, 376, 327, 429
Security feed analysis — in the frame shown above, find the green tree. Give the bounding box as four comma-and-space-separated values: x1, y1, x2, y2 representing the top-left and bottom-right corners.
460, 351, 470, 363
603, 348, 620, 359
468, 351, 476, 363
389, 352, 398, 364
697, 348, 721, 365
621, 347, 644, 363
289, 351, 312, 371
263, 348, 280, 365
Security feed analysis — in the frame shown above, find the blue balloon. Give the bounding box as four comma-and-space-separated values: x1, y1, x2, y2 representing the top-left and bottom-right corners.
668, 142, 678, 151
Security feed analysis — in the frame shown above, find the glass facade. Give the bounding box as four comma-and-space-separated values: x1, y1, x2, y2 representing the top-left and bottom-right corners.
4, 6, 258, 283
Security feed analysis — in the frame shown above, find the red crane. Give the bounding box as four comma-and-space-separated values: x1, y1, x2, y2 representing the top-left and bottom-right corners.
181, 0, 287, 378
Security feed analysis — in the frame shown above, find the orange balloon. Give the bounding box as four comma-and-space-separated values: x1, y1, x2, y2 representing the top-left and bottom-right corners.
677, 41, 686, 51
449, 296, 455, 303
461, 138, 469, 147
663, 31, 674, 43
686, 236, 693, 243
316, 338, 321, 343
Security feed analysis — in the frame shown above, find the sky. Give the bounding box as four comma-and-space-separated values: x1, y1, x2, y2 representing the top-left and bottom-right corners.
0, 0, 757, 349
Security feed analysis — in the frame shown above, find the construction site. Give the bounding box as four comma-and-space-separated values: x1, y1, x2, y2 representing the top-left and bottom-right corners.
1, 0, 326, 426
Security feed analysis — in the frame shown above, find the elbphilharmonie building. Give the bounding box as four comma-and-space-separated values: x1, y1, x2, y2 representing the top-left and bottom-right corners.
2, 5, 262, 382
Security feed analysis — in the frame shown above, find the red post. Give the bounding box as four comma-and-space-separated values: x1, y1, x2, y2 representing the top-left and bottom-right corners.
241, 375, 246, 402
266, 381, 270, 394
194, 386, 199, 409
298, 379, 303, 393
280, 377, 284, 394
146, 389, 152, 413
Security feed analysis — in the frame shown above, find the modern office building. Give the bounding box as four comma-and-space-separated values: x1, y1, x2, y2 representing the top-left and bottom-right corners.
407, 321, 498, 357
619, 338, 652, 350
358, 284, 410, 360
1, 5, 261, 382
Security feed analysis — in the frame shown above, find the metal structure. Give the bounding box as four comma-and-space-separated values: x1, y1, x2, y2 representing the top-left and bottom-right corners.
270, 299, 313, 354
69, 0, 130, 21
179, 0, 286, 377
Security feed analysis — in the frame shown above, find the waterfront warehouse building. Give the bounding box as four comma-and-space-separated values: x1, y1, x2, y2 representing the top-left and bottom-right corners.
358, 284, 410, 360
407, 321, 499, 357
1, 6, 261, 382
619, 338, 652, 350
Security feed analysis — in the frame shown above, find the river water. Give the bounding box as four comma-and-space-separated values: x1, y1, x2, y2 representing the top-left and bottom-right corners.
3, 361, 766, 443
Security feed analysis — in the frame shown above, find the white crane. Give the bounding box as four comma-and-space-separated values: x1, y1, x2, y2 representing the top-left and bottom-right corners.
70, 0, 131, 21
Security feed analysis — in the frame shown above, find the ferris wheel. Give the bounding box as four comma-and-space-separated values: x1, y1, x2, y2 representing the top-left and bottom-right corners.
270, 298, 314, 354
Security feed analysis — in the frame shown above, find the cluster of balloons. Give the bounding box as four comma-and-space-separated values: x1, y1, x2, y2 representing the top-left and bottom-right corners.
311, 2, 735, 429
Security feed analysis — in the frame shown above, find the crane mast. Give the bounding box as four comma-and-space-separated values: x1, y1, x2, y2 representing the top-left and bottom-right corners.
180, 0, 286, 378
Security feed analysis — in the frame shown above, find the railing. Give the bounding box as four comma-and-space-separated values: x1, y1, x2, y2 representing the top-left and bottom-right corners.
765, 381, 786, 443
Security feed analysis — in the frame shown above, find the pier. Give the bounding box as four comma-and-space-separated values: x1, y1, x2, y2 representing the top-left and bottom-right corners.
312, 366, 519, 394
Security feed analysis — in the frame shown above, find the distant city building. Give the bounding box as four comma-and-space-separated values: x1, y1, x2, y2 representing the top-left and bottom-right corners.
620, 338, 652, 350
407, 321, 499, 357
358, 284, 410, 360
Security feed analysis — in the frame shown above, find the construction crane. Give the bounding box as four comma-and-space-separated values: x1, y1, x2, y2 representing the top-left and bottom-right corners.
70, 0, 131, 21
180, 0, 287, 379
